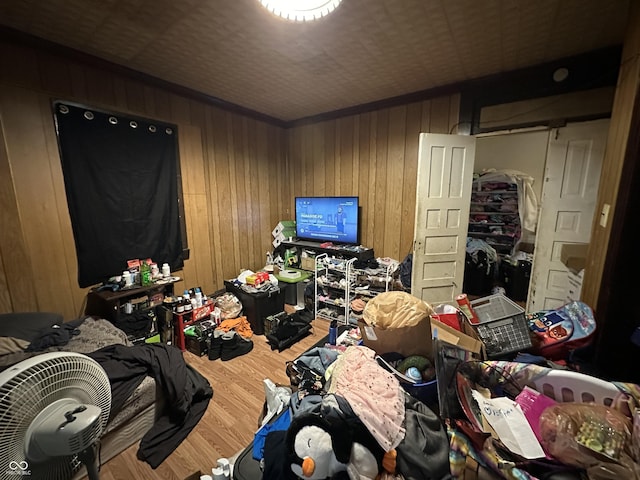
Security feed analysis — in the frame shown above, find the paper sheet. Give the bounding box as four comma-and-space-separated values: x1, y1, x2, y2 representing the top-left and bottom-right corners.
472, 390, 546, 459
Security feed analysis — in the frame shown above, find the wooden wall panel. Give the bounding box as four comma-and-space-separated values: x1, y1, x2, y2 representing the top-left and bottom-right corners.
3, 32, 631, 323
0, 107, 30, 313
179, 124, 215, 295
286, 96, 461, 262
0, 86, 72, 315
373, 109, 390, 253
384, 105, 407, 258
0, 39, 286, 320
204, 107, 230, 286
583, 2, 640, 313
402, 102, 423, 254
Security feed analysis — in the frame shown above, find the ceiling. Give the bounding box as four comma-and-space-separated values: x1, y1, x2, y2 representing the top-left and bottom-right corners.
0, 0, 631, 122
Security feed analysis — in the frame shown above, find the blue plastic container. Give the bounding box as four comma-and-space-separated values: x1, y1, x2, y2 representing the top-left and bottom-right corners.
378, 352, 438, 406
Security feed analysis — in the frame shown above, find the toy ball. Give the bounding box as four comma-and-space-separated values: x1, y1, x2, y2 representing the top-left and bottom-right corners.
405, 367, 422, 382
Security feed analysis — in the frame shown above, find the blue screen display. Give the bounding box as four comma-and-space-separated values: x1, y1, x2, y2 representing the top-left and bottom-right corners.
295, 196, 359, 244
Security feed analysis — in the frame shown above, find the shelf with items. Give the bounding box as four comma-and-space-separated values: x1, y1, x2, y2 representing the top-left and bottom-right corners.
348, 263, 394, 324
468, 178, 521, 259
314, 254, 355, 325
173, 299, 216, 351
84, 278, 182, 344
282, 240, 374, 263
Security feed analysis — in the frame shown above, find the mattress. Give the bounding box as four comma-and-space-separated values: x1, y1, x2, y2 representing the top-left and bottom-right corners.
0, 316, 158, 479
65, 319, 159, 475
73, 386, 158, 479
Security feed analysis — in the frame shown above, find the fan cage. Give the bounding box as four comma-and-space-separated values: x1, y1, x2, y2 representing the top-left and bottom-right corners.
0, 352, 111, 480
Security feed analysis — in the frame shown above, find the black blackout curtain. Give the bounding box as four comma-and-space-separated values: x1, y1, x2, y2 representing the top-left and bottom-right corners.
54, 101, 185, 288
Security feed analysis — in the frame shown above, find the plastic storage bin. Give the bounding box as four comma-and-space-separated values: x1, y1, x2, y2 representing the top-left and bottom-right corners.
224, 280, 285, 335
376, 352, 438, 407
470, 294, 531, 358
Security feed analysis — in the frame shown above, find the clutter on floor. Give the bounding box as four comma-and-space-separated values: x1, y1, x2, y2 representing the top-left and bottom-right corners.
150, 249, 637, 480
233, 287, 640, 480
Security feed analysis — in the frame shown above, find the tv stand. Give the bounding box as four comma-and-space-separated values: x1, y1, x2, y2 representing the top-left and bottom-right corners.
281, 240, 374, 261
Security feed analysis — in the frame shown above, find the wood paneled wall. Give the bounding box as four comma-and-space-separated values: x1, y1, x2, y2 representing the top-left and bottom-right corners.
4, 28, 633, 322
583, 2, 640, 314
0, 39, 459, 320
0, 41, 287, 319
287, 97, 460, 263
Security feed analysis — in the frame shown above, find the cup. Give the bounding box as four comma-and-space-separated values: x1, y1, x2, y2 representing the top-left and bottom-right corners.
123, 271, 133, 287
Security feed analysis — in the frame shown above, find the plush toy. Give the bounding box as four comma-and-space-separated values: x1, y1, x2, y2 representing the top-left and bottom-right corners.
286, 394, 396, 480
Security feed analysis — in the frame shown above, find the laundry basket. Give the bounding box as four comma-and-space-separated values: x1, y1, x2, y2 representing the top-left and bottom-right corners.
470, 294, 532, 358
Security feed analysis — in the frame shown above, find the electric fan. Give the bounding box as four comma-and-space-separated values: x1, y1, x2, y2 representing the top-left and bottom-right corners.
0, 352, 111, 480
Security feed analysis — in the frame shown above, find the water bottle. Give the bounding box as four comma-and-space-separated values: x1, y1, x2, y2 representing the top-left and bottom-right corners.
329, 320, 338, 345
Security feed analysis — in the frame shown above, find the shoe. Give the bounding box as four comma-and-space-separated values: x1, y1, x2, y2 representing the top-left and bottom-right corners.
220, 331, 253, 361
207, 330, 224, 360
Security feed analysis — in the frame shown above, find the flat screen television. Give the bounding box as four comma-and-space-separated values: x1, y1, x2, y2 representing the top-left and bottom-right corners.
295, 196, 359, 245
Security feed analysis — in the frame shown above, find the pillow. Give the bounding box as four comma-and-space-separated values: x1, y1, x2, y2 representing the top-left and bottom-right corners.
0, 312, 63, 342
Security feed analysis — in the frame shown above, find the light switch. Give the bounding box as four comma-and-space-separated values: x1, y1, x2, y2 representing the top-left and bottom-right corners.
600, 203, 610, 227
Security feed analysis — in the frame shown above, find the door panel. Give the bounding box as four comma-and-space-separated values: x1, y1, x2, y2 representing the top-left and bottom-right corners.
412, 133, 476, 306
527, 120, 609, 312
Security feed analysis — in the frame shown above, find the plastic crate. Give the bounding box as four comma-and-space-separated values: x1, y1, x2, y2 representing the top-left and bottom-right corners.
470, 294, 531, 358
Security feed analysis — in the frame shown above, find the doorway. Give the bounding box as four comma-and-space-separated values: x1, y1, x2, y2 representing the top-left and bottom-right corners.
472, 120, 609, 310
413, 119, 610, 310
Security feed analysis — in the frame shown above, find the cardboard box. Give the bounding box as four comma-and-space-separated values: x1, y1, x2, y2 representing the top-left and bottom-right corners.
560, 243, 588, 273
300, 249, 316, 271
357, 316, 484, 360
360, 317, 485, 406
430, 318, 485, 358
272, 220, 296, 238
274, 228, 296, 243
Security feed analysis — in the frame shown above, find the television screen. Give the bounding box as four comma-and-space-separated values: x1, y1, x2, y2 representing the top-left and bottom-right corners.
295, 196, 359, 245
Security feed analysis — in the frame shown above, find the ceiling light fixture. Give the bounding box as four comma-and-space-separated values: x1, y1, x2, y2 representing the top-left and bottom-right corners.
258, 0, 342, 21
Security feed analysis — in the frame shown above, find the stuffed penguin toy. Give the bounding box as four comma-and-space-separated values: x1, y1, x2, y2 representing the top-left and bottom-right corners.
285, 394, 396, 480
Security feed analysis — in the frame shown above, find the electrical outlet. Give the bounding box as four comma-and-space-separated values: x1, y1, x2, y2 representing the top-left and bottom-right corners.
600, 203, 610, 227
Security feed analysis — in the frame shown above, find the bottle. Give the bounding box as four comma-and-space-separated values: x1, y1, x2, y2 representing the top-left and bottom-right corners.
455, 293, 480, 324
175, 296, 185, 314
122, 270, 132, 287
161, 263, 171, 278
183, 296, 193, 324
329, 320, 338, 345
140, 260, 152, 286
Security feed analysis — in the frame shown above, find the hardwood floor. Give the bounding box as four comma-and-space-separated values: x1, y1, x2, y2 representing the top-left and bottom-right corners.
93, 318, 329, 480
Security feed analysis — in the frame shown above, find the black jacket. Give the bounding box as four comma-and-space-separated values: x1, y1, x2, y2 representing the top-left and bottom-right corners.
88, 343, 213, 468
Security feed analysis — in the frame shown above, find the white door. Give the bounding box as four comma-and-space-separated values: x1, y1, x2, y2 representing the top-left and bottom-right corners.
412, 133, 476, 306
527, 119, 609, 312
